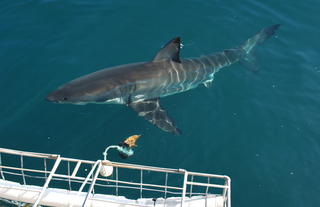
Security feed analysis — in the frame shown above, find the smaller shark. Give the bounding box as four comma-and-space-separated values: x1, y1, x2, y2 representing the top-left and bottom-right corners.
46, 25, 280, 135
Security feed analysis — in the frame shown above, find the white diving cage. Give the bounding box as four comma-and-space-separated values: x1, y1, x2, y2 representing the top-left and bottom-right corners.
0, 148, 231, 207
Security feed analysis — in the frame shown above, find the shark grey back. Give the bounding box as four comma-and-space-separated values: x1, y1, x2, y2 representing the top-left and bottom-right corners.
46, 24, 280, 135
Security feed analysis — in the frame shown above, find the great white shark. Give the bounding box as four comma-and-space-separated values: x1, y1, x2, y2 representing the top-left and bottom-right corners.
46, 24, 280, 135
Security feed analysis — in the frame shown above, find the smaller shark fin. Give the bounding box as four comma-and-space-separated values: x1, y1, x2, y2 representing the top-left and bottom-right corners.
203, 80, 213, 88
203, 74, 215, 88
153, 37, 181, 62
129, 98, 181, 135
240, 52, 260, 72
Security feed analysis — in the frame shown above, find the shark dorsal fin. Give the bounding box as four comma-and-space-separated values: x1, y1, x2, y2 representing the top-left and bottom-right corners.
153, 37, 181, 62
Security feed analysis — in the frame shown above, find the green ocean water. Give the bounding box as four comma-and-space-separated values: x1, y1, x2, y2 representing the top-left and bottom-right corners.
1, 0, 320, 206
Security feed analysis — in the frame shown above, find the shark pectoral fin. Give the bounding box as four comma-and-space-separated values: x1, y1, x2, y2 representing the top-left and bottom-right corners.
153, 37, 181, 62
129, 98, 182, 135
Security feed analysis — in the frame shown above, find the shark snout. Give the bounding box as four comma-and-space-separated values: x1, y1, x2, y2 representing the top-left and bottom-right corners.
45, 93, 57, 102
46, 88, 75, 103
46, 90, 66, 103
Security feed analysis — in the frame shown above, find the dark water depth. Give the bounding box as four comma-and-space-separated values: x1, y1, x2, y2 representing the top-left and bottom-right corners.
1, 0, 320, 206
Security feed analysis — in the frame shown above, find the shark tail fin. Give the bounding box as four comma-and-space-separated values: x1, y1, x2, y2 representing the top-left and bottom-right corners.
240, 24, 280, 71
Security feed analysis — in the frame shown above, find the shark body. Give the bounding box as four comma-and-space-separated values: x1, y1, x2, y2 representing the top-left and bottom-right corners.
46, 25, 280, 135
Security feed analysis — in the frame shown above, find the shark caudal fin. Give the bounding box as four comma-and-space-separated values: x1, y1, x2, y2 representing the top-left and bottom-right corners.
240, 24, 280, 71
